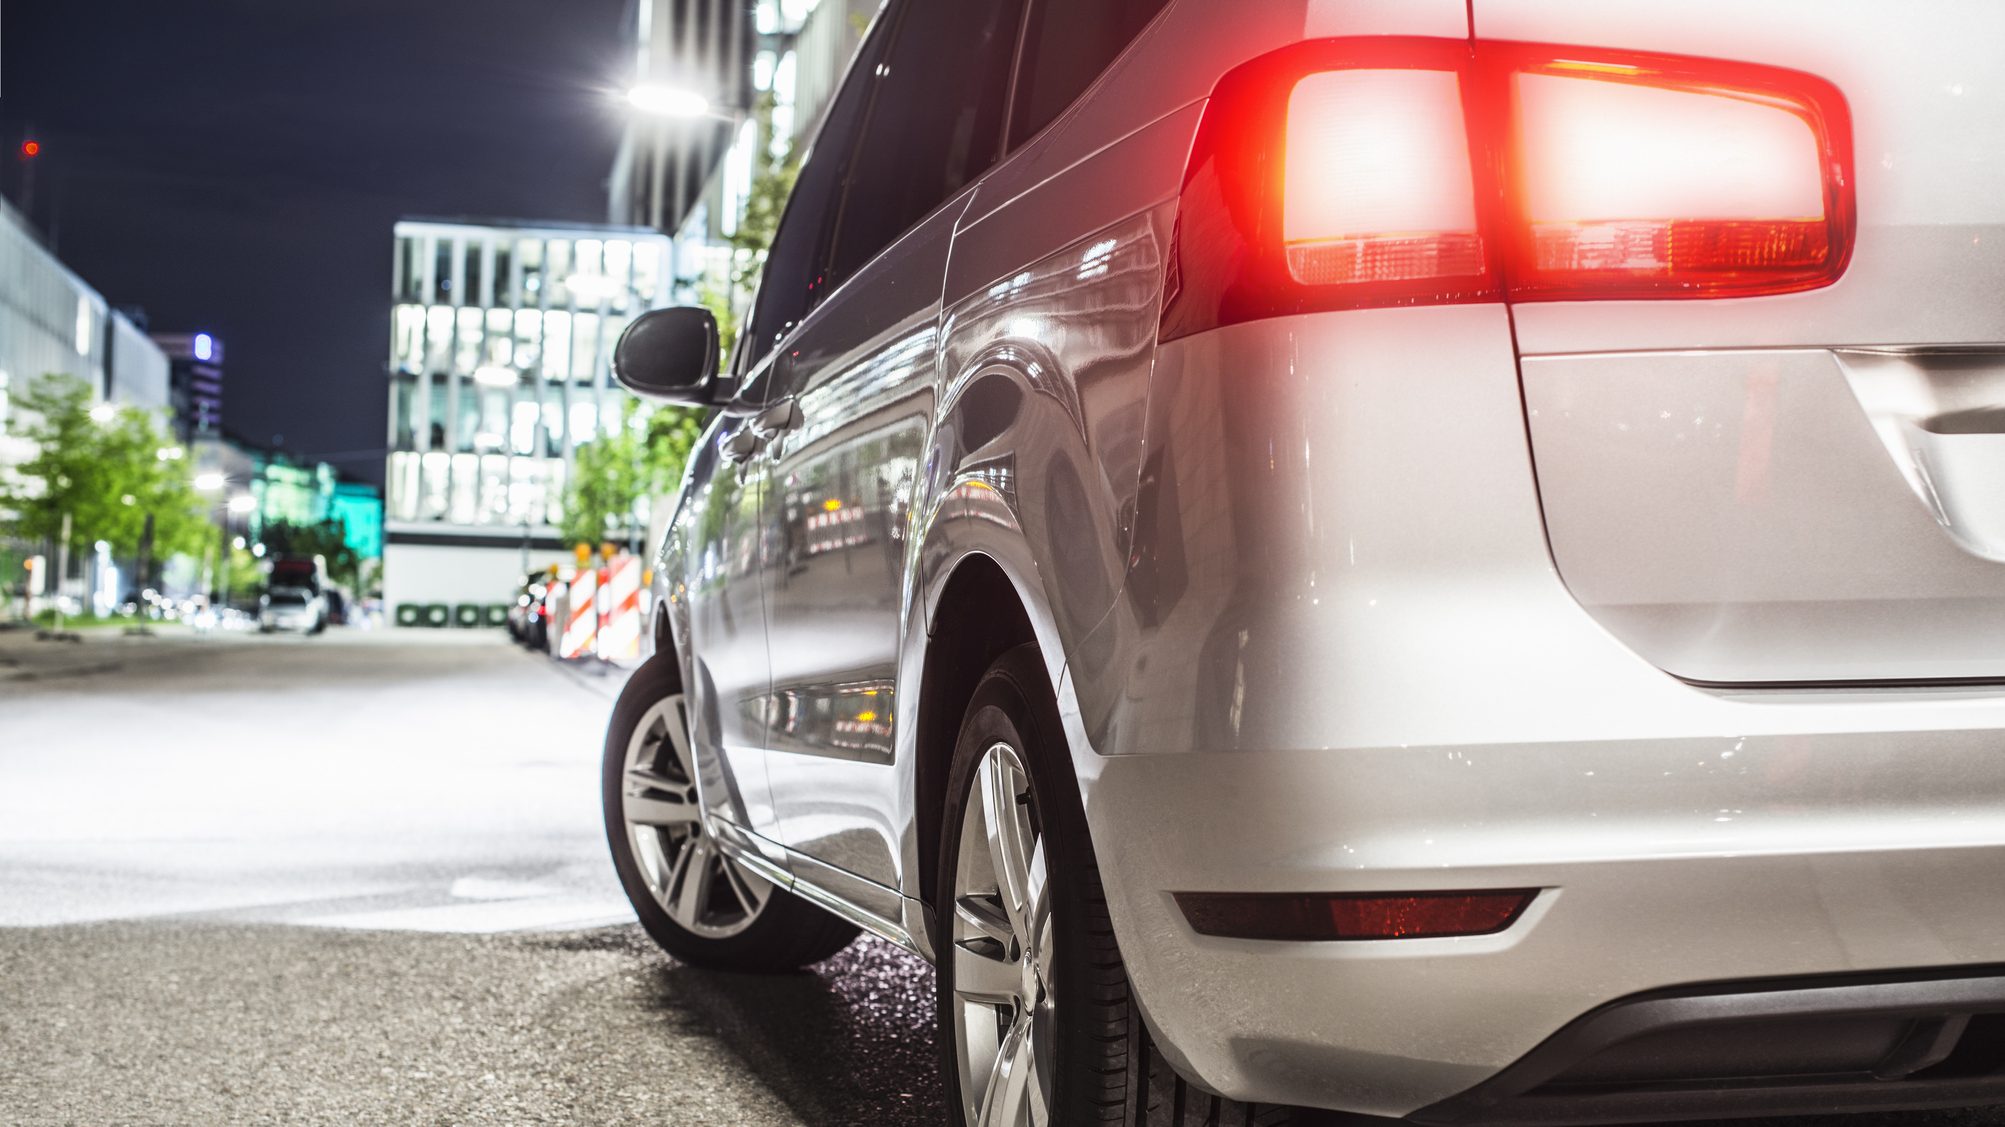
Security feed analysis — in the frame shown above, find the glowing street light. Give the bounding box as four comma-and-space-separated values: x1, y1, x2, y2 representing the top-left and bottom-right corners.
194, 472, 226, 492
227, 494, 256, 515
625, 85, 711, 119
89, 403, 116, 424
157, 445, 185, 462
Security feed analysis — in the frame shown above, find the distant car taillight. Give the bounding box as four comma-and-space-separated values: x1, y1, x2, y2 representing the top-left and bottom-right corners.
1160, 38, 1853, 341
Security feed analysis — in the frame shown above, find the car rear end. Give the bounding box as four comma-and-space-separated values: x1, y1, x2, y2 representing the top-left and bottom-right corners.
1082, 0, 2005, 1118
259, 588, 318, 633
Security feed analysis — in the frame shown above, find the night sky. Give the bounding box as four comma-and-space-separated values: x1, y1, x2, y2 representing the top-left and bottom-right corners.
2, 0, 632, 486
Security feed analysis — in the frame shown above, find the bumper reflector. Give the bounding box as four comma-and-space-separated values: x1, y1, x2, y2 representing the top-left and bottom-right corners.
1175, 889, 1538, 941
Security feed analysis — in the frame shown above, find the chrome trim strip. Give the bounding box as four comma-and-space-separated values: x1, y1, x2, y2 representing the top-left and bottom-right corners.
710, 830, 922, 956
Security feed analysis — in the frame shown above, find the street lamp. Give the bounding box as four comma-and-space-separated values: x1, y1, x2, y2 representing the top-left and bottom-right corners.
625, 84, 712, 119
194, 472, 226, 492
227, 494, 256, 515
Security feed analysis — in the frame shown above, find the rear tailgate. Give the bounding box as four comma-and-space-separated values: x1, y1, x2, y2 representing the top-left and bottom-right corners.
1478, 0, 2005, 683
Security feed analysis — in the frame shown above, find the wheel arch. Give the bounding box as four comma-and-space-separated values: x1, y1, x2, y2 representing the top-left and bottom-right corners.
911, 552, 1040, 939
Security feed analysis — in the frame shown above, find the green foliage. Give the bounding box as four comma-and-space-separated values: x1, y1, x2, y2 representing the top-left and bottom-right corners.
559, 399, 705, 549
260, 517, 364, 594
0, 374, 213, 565
217, 545, 266, 608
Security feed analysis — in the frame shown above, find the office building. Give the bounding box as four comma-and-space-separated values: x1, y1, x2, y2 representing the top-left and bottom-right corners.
1, 193, 171, 609
152, 332, 225, 444
382, 217, 672, 616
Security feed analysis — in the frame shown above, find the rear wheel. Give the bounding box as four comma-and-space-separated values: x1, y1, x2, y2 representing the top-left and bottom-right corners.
937, 646, 1304, 1126
603, 654, 858, 970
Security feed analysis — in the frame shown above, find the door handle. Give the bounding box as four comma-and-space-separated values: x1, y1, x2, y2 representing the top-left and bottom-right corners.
722, 429, 763, 464
751, 397, 803, 438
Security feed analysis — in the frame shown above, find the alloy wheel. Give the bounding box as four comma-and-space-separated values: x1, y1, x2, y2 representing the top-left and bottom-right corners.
620, 694, 770, 938
951, 741, 1056, 1127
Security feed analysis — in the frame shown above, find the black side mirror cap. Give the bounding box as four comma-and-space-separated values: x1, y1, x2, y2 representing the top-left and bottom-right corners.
613, 307, 721, 404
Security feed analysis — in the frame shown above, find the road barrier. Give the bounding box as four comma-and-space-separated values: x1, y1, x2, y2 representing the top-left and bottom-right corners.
560, 568, 599, 659
481, 604, 510, 628
394, 604, 423, 627
599, 555, 642, 662
453, 603, 483, 628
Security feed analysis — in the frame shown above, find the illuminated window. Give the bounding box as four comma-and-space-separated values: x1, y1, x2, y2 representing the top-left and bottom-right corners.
572, 312, 601, 384
543, 312, 572, 381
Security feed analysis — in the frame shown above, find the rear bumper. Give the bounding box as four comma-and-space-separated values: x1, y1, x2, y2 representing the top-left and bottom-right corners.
1083, 721, 2005, 1118
1070, 306, 2005, 1117
1413, 967, 2005, 1125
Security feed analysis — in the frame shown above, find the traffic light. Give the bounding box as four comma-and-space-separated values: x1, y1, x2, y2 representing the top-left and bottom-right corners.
19, 140, 40, 159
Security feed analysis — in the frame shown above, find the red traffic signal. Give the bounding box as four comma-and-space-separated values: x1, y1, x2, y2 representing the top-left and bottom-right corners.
19, 140, 40, 158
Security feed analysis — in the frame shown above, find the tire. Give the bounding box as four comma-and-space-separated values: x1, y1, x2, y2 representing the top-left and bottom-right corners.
937, 645, 1304, 1127
603, 653, 859, 971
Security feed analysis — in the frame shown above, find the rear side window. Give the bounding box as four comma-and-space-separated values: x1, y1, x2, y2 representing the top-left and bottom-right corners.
1008, 0, 1170, 148
823, 0, 1026, 289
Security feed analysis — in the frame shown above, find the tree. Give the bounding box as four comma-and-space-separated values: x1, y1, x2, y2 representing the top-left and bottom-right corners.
559, 399, 704, 549
0, 374, 213, 569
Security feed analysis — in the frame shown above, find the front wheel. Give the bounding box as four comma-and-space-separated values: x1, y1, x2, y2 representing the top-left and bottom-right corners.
937, 646, 1303, 1127
602, 654, 858, 971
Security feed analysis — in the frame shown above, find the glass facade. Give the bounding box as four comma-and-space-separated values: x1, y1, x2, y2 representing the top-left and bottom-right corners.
385, 220, 672, 530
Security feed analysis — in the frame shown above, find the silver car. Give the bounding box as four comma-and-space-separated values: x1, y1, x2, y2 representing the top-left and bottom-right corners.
602, 1, 2005, 1123
258, 586, 327, 635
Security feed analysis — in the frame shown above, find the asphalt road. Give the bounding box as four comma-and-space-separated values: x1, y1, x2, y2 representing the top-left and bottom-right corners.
0, 626, 2000, 1126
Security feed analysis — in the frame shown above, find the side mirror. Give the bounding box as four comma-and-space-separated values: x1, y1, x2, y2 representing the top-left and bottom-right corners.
613, 307, 720, 404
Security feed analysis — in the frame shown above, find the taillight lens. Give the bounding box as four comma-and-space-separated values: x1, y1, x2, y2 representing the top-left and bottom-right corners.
1161, 39, 1853, 341
1502, 51, 1852, 299
1282, 69, 1484, 288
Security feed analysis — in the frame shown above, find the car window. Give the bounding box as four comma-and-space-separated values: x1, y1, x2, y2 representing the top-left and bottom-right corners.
822, 0, 1027, 291
1007, 0, 1170, 149
736, 15, 892, 375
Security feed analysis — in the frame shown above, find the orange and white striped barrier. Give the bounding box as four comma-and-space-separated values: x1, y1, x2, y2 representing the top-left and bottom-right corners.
560, 568, 599, 660
598, 554, 642, 662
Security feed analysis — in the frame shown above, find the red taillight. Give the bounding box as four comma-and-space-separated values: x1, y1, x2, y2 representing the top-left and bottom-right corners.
1175, 889, 1538, 941
1282, 68, 1485, 288
1499, 49, 1852, 299
1160, 39, 1853, 341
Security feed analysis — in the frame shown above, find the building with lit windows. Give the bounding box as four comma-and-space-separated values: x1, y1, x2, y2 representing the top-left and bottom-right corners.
382, 218, 673, 616
1, 193, 171, 610
609, 0, 872, 299
0, 195, 170, 466
151, 331, 224, 444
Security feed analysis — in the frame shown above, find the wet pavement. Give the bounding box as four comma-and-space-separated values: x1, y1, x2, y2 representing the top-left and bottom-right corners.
0, 920, 943, 1126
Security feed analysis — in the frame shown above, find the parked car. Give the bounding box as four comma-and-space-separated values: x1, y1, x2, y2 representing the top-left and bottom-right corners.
257, 586, 326, 635
532, 575, 567, 655
601, 2, 2005, 1124
505, 571, 546, 644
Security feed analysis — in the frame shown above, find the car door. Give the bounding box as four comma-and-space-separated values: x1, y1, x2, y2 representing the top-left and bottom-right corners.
756, 0, 1026, 905
674, 21, 889, 851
